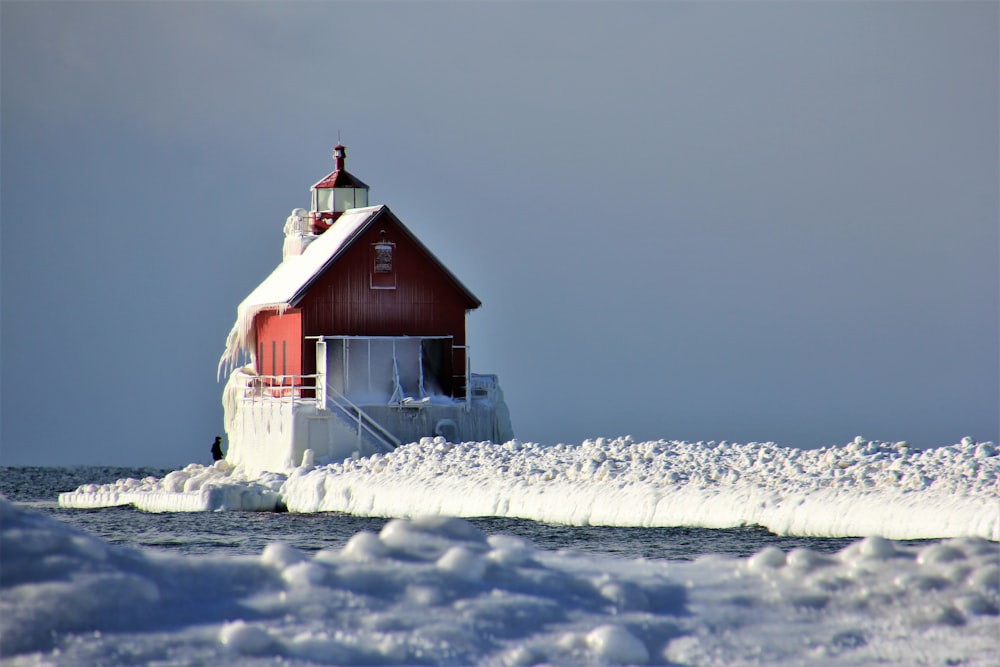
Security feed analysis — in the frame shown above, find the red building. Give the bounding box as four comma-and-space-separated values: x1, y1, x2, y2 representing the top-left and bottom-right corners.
219, 146, 512, 473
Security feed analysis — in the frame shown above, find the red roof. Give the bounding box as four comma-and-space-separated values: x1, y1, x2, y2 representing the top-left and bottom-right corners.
311, 170, 369, 190
312, 143, 370, 190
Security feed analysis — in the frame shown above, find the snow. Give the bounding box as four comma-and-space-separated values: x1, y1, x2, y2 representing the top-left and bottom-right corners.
57, 461, 285, 513
4, 496, 999, 665
59, 436, 1000, 540
218, 206, 383, 376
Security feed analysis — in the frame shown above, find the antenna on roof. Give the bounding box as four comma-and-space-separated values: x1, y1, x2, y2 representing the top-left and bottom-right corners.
338, 129, 342, 144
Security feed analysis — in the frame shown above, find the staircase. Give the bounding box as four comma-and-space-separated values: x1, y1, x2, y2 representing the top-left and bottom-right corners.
324, 387, 400, 454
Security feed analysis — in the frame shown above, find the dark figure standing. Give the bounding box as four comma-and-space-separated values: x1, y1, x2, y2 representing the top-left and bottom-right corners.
211, 436, 224, 462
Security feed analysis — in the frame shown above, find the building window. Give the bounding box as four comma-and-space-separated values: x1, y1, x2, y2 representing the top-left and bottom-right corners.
371, 240, 397, 289
374, 242, 393, 273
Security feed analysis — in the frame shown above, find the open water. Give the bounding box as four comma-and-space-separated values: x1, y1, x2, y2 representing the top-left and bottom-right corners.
0, 466, 934, 560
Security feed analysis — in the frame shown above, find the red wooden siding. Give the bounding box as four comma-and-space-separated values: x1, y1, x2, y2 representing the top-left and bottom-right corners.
296, 217, 472, 396
254, 308, 303, 381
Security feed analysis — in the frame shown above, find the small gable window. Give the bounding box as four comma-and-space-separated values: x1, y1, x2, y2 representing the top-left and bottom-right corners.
371, 238, 397, 289
374, 242, 393, 273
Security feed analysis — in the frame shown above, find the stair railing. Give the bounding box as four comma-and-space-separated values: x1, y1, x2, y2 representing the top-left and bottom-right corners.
323, 383, 400, 453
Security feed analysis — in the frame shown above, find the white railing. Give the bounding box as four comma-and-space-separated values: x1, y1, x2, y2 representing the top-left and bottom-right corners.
237, 373, 317, 404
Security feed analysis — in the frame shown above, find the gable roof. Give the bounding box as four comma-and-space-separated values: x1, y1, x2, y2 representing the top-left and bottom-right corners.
219, 205, 480, 376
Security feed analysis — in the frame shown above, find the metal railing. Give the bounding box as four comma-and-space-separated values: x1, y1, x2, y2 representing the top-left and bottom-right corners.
324, 383, 400, 453
236, 373, 316, 404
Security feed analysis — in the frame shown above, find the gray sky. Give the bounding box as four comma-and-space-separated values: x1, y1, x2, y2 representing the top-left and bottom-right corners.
2, 1, 997, 468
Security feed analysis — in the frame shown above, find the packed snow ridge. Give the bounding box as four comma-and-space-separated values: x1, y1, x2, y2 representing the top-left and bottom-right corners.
4, 497, 999, 665
59, 436, 999, 540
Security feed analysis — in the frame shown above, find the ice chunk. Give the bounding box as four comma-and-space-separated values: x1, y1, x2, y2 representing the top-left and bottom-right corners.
219, 621, 275, 654
436, 546, 486, 580
585, 624, 650, 664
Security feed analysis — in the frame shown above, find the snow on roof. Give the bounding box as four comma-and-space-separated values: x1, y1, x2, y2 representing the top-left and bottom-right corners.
218, 205, 481, 377
218, 206, 381, 376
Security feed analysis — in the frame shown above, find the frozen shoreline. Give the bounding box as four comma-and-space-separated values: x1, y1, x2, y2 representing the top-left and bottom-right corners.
57, 436, 999, 541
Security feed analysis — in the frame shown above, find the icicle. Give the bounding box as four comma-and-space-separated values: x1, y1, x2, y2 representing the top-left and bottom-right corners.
217, 302, 291, 380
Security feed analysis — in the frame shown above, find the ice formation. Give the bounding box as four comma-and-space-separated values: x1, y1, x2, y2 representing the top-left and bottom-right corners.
58, 436, 999, 540
3, 497, 999, 665
57, 461, 285, 513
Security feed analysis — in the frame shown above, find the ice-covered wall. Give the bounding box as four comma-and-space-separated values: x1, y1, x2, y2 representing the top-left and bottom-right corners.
223, 369, 303, 474
224, 392, 383, 477
222, 361, 515, 476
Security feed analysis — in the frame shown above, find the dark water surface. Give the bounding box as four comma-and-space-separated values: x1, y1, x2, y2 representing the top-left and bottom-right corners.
1, 466, 933, 560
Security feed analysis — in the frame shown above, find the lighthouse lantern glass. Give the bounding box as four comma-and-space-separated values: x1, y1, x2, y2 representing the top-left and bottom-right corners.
313, 187, 367, 213
334, 187, 368, 212
334, 188, 353, 211
313, 188, 333, 212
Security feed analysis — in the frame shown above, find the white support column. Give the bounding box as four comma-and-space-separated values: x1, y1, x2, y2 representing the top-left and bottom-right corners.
389, 339, 403, 404
418, 340, 426, 399
315, 339, 327, 411
466, 352, 471, 411
343, 339, 350, 396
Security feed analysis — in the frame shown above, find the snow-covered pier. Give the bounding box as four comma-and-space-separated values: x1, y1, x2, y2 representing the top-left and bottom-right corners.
59, 436, 999, 541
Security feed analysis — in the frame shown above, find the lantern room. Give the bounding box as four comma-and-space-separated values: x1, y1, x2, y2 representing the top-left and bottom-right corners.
310, 144, 370, 233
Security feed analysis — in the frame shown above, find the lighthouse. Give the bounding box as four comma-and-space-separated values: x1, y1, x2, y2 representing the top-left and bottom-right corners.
219, 145, 514, 474
310, 144, 370, 233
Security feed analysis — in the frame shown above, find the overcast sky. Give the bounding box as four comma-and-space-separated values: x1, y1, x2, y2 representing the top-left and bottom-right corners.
2, 1, 997, 467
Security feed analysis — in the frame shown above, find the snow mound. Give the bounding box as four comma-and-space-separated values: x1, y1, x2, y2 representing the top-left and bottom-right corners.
4, 497, 999, 665
58, 436, 999, 540
58, 461, 284, 512
281, 436, 999, 540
